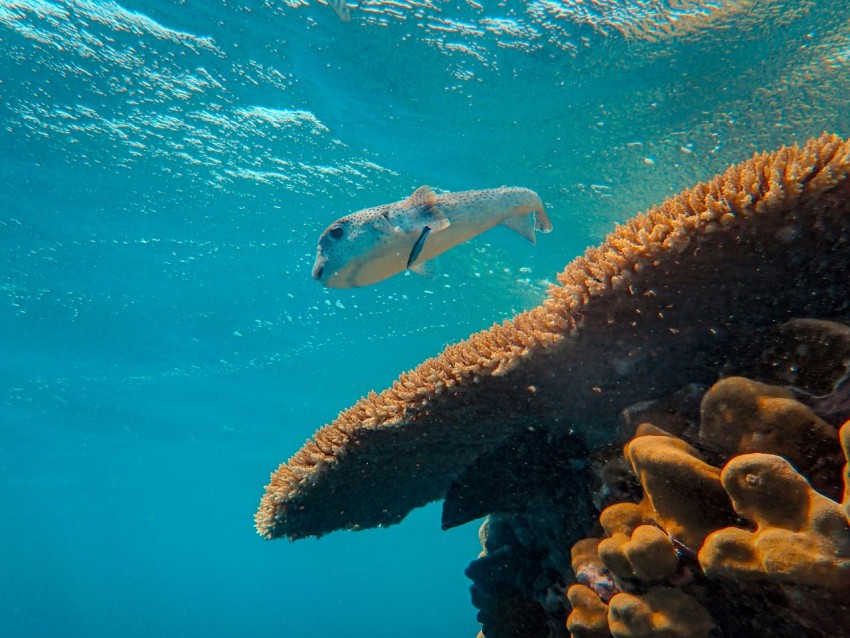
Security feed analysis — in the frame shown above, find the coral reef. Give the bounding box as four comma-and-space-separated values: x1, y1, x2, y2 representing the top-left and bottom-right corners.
605, 587, 714, 638
441, 428, 588, 531
698, 376, 842, 498
700, 452, 850, 589
566, 373, 850, 638
566, 584, 609, 638
621, 434, 736, 551
257, 134, 850, 540
249, 134, 850, 637
468, 503, 592, 638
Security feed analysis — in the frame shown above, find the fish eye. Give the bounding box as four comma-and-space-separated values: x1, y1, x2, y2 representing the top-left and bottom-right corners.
328, 225, 344, 240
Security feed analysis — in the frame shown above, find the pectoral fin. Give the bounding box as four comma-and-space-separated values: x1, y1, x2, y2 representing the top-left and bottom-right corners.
500, 213, 538, 244
407, 186, 450, 232
377, 212, 398, 235
408, 259, 437, 278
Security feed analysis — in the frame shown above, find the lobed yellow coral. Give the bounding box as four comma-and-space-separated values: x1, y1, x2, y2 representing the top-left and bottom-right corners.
568, 380, 850, 638
624, 435, 736, 551
700, 450, 850, 589
603, 524, 678, 583
606, 587, 714, 638
566, 585, 611, 638
699, 376, 839, 484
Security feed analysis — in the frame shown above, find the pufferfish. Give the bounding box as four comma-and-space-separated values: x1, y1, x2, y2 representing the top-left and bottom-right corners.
311, 185, 553, 288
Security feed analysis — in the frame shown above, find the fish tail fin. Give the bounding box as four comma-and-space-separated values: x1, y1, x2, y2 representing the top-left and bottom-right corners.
524, 191, 552, 233
506, 188, 552, 234
534, 207, 553, 233
501, 191, 552, 243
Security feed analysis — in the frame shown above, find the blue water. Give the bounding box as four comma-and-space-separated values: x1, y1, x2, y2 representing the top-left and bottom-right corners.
2, 1, 849, 636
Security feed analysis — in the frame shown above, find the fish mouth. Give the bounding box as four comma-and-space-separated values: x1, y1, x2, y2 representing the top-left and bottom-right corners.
311, 254, 350, 288
311, 255, 326, 282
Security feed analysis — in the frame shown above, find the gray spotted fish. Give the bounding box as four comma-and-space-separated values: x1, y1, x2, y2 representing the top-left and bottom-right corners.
311, 185, 553, 288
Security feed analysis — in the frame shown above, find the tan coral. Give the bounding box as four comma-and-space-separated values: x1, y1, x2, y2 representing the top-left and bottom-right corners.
593, 432, 734, 584
621, 525, 678, 582
594, 481, 675, 583
566, 585, 611, 638
699, 376, 839, 484
699, 452, 850, 589
597, 523, 679, 583
606, 587, 714, 638
569, 377, 850, 638
571, 538, 616, 598
843, 420, 850, 525
257, 134, 850, 540
624, 435, 737, 552
596, 504, 653, 582
570, 435, 720, 637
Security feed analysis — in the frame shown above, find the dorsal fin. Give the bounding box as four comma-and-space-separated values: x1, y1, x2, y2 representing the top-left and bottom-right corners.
407, 185, 437, 207
406, 186, 450, 232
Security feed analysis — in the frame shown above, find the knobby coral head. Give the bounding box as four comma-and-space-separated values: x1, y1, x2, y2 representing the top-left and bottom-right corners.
568, 379, 850, 638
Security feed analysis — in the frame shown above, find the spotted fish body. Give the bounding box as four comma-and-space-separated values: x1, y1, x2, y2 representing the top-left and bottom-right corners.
311, 185, 552, 288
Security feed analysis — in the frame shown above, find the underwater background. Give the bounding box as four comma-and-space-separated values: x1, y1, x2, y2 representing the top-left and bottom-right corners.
2, 1, 849, 636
